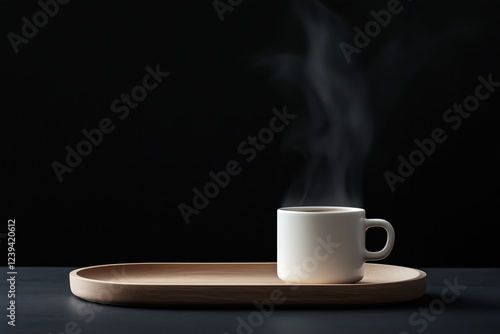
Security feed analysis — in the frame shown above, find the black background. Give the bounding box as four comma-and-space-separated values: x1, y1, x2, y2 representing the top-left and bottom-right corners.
2, 0, 500, 267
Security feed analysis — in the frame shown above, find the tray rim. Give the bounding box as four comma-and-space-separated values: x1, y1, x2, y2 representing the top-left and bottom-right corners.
70, 262, 426, 286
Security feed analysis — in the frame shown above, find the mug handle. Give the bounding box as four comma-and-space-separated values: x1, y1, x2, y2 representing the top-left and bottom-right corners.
363, 218, 395, 261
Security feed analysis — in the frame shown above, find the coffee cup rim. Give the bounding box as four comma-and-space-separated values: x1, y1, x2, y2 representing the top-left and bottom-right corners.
278, 206, 364, 213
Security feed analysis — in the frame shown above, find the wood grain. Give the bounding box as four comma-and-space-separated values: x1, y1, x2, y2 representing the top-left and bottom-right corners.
69, 263, 426, 306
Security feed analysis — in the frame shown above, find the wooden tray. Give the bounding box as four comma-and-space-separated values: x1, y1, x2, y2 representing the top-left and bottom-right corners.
69, 263, 426, 307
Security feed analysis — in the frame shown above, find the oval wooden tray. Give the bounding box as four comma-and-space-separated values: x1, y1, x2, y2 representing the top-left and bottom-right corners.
69, 263, 426, 307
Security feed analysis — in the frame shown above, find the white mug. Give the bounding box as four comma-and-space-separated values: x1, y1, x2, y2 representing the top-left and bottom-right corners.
277, 206, 395, 284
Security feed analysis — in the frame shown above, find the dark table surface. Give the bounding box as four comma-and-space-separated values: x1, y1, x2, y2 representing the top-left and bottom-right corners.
2, 267, 499, 334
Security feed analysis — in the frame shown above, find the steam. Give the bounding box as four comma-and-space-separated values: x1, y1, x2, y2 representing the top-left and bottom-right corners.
259, 0, 373, 206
